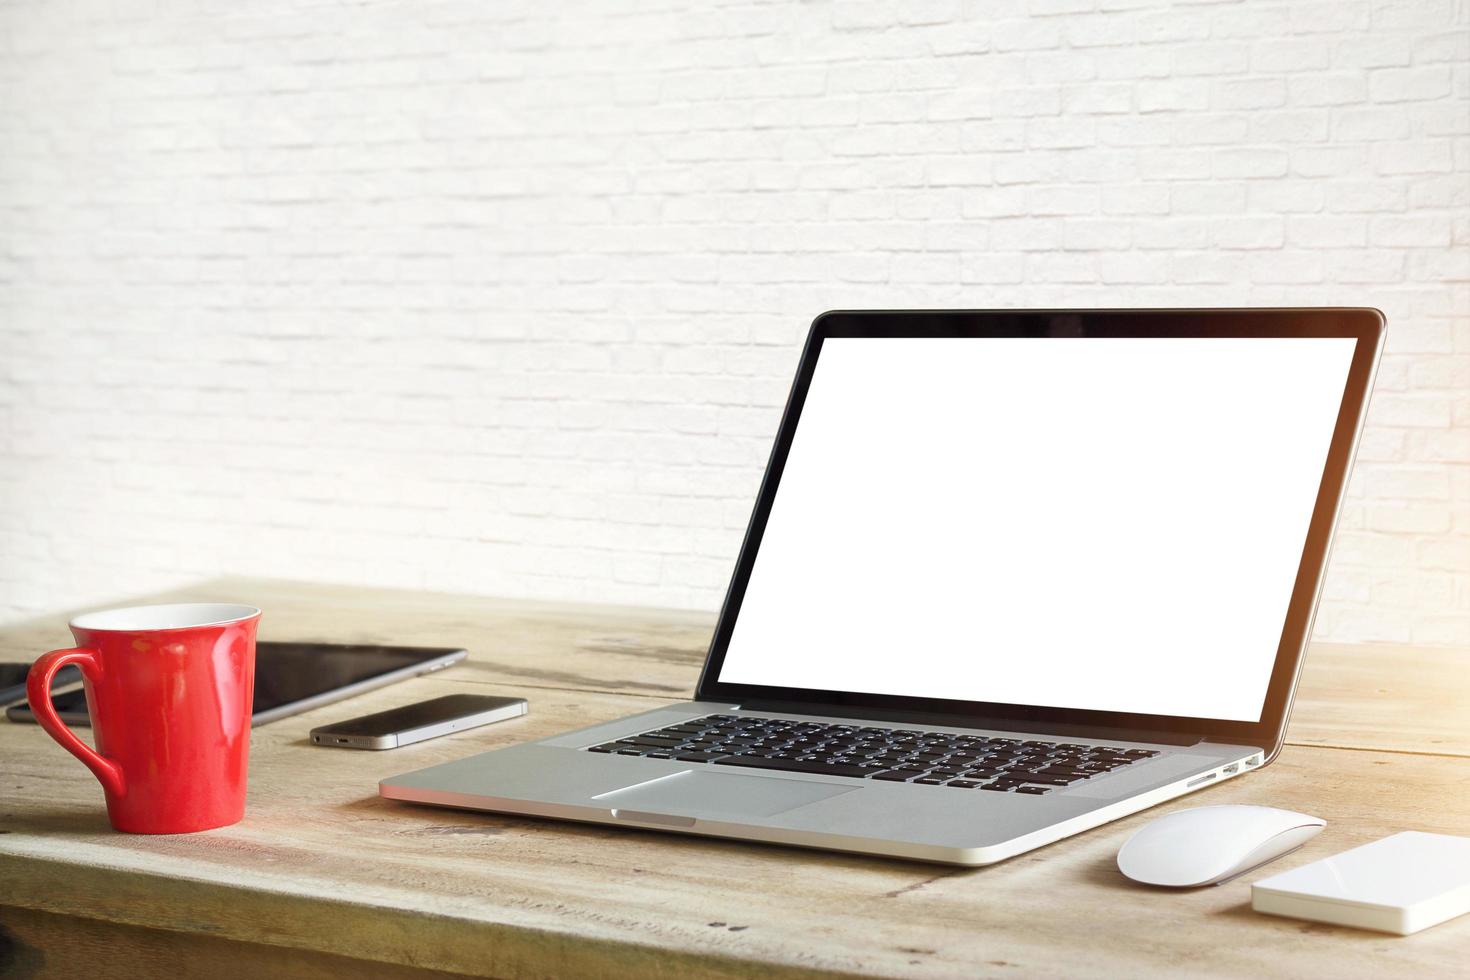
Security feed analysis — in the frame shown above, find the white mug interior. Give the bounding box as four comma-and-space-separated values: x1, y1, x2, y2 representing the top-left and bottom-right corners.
69, 603, 261, 632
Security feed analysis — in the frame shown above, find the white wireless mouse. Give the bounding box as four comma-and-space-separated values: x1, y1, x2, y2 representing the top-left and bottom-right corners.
1117, 805, 1325, 887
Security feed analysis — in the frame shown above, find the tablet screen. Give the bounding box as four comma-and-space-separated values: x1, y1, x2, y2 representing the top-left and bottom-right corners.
252, 641, 461, 717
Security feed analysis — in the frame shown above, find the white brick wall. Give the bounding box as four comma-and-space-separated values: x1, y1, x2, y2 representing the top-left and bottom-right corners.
1, 0, 1466, 647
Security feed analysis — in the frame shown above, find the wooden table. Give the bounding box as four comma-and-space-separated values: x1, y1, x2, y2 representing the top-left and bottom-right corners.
2, 578, 1467, 978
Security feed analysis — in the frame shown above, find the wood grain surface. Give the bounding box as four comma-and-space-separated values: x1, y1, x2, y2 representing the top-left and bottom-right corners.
2, 577, 1467, 978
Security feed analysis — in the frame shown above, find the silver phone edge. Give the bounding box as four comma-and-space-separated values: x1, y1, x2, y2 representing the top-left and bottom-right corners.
392, 701, 528, 747
314, 699, 527, 751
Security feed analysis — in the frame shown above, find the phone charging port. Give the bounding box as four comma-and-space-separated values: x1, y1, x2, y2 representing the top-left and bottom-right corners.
337, 738, 350, 744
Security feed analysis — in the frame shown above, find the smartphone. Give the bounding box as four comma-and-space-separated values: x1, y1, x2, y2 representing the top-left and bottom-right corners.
309, 694, 528, 750
1, 665, 83, 711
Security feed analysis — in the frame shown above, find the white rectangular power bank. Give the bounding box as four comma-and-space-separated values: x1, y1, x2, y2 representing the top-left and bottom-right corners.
1252, 832, 1470, 935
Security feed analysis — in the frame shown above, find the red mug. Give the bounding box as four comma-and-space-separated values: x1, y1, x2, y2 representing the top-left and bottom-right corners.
27, 603, 260, 834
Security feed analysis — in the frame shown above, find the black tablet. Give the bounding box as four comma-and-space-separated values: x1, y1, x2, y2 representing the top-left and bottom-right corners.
4, 641, 467, 727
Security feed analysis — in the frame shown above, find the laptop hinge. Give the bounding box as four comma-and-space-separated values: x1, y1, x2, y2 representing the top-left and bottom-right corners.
734, 699, 1204, 747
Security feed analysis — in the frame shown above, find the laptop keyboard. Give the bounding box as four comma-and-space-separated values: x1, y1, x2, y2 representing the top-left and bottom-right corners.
587, 713, 1160, 794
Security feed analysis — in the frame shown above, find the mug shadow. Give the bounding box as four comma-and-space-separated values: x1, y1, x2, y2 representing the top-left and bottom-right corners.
0, 807, 114, 836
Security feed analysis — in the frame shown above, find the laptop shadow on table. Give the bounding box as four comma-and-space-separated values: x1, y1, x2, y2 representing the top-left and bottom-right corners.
341, 792, 972, 874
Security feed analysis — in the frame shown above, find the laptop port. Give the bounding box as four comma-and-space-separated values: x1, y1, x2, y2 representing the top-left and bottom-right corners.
1222, 763, 1239, 775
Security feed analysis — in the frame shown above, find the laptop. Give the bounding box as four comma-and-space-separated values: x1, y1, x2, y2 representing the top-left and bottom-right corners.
381, 308, 1384, 865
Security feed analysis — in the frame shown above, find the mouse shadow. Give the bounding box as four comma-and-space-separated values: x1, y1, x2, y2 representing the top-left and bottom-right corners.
1085, 853, 1231, 894
1086, 853, 1151, 890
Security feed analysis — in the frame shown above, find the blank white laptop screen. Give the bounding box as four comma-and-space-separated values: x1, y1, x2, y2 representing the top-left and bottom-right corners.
718, 337, 1358, 723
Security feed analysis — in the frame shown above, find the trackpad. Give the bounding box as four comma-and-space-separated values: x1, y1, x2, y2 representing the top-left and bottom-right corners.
595, 770, 856, 818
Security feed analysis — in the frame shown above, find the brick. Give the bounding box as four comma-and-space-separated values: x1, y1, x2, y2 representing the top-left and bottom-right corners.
1411, 615, 1470, 647
1412, 29, 1470, 65
1170, 41, 1252, 77
1136, 79, 1211, 112
1369, 66, 1454, 103
1252, 37, 1332, 73
1061, 81, 1134, 115
1287, 215, 1368, 248
1216, 77, 1287, 110
1370, 394, 1454, 428
1213, 148, 1290, 178
1323, 178, 1408, 212
1250, 252, 1325, 283
1371, 0, 1457, 32
1360, 466, 1452, 500
1171, 183, 1248, 215
1370, 216, 1454, 247
1417, 538, 1470, 571
1373, 140, 1455, 175
1251, 110, 1331, 143
1352, 428, 1407, 463
1214, 216, 1286, 249
1367, 504, 1453, 535
1097, 251, 1170, 283
1332, 34, 1415, 69
1288, 72, 1369, 106
1332, 106, 1412, 141
1248, 181, 1327, 213
993, 17, 1065, 52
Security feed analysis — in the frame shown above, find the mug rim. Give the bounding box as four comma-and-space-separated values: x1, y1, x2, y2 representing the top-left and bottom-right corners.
69, 603, 262, 633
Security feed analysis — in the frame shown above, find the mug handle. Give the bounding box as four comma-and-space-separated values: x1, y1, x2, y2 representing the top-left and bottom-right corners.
27, 648, 126, 799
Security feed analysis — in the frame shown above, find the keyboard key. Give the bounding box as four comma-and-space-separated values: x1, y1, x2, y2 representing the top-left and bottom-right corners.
947, 780, 982, 788
980, 782, 1015, 792
913, 776, 947, 785
588, 743, 618, 753
713, 755, 872, 778
961, 768, 1007, 779
870, 771, 915, 782
673, 751, 725, 763
1015, 785, 1051, 795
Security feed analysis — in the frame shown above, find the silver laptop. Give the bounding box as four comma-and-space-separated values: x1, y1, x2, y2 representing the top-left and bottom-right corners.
382, 309, 1384, 865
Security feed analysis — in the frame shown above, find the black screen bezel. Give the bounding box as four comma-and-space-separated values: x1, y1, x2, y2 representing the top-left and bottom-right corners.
694, 308, 1384, 753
